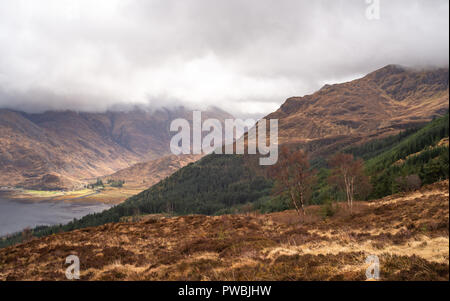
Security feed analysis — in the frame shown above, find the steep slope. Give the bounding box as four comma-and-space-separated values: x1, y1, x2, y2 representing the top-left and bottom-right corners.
365, 114, 449, 172
267, 65, 448, 146
1, 180, 448, 281
364, 114, 449, 198
0, 106, 232, 189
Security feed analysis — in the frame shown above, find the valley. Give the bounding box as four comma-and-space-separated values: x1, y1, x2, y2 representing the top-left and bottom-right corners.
0, 154, 203, 205
0, 107, 230, 190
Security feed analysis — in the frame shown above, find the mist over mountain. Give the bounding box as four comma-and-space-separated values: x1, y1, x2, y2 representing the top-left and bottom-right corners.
0, 0, 448, 119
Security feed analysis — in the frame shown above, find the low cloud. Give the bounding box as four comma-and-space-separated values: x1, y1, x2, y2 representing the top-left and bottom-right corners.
0, 0, 448, 118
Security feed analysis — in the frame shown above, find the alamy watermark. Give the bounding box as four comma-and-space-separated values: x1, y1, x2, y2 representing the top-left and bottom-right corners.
365, 0, 381, 20
65, 255, 80, 280
64, 254, 380, 280
169, 111, 279, 165
365, 255, 380, 280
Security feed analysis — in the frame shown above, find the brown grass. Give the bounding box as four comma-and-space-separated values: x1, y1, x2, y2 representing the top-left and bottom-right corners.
0, 180, 448, 281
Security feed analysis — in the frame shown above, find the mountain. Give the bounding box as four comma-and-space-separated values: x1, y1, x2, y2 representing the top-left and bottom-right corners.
267, 65, 448, 148
1, 65, 448, 248
1, 180, 448, 280
0, 106, 232, 189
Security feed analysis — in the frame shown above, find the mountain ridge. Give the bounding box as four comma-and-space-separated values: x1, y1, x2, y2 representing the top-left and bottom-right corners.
0, 106, 232, 189
266, 64, 449, 145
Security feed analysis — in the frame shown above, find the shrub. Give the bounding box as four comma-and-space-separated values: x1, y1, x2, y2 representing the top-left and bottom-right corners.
320, 200, 337, 218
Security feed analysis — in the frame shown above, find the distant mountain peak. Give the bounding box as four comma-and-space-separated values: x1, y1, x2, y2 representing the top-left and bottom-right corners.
267, 64, 449, 146
366, 64, 407, 79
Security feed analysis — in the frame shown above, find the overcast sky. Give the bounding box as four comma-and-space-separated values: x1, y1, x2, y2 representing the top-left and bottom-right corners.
0, 0, 448, 119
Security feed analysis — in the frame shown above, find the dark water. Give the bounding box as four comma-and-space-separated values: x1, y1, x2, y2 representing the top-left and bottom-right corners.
0, 198, 111, 237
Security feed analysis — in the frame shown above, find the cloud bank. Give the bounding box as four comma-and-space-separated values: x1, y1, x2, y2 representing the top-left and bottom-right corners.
0, 0, 448, 118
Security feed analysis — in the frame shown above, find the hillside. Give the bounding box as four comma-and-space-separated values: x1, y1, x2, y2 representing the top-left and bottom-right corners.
100, 154, 203, 189
0, 106, 231, 190
365, 114, 449, 198
0, 180, 448, 281
364, 115, 449, 172
267, 65, 448, 148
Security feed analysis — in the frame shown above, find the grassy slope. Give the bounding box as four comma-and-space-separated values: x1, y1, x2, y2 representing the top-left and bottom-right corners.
1, 180, 448, 280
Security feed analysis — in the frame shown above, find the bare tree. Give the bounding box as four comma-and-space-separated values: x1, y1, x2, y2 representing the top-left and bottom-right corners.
328, 153, 371, 212
271, 146, 317, 216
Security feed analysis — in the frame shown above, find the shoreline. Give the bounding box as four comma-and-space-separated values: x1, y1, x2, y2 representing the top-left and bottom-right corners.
0, 189, 99, 204
0, 186, 143, 205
